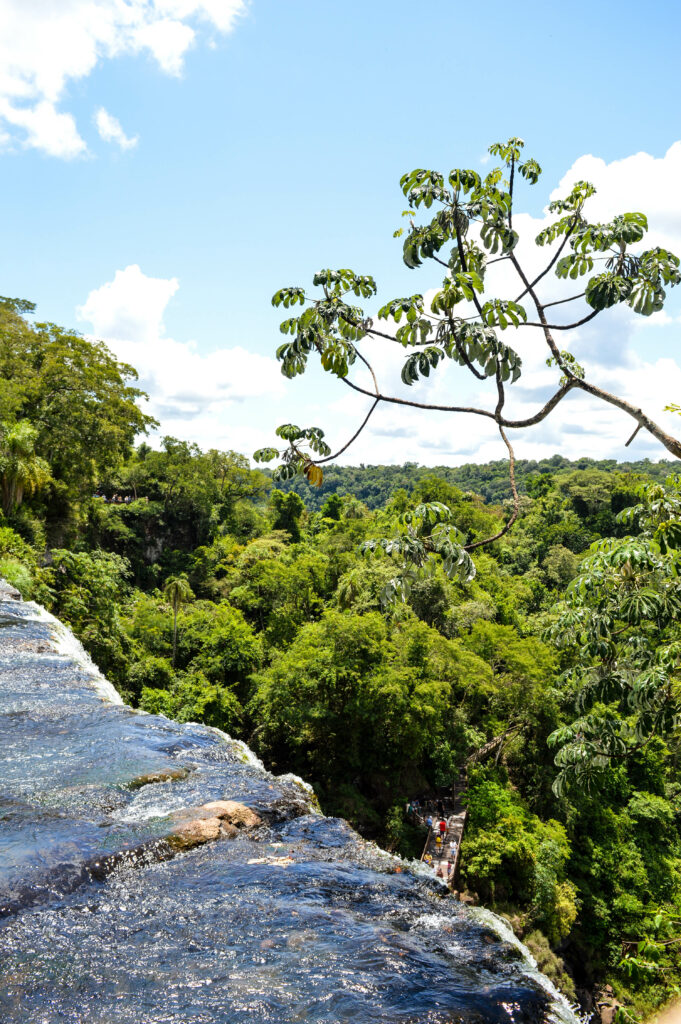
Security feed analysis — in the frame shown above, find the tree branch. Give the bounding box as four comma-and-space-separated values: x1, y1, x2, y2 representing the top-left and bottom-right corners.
574, 378, 681, 459
464, 423, 519, 551
353, 346, 380, 396
455, 219, 485, 318
524, 308, 599, 331
625, 423, 642, 447
447, 312, 486, 380
543, 292, 586, 309
514, 209, 582, 304
500, 381, 578, 428
316, 398, 380, 464
338, 374, 497, 419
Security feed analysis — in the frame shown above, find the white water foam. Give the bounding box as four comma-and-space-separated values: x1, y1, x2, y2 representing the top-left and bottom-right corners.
5, 596, 124, 706
469, 907, 583, 1024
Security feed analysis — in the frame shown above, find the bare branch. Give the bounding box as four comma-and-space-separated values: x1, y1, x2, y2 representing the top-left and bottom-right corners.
514, 209, 582, 303
625, 423, 642, 447
316, 398, 380, 464
574, 378, 681, 460
337, 374, 496, 419
524, 308, 599, 331
464, 423, 519, 550
353, 346, 380, 396
506, 250, 571, 369
543, 292, 586, 309
500, 381, 578, 428
494, 368, 506, 419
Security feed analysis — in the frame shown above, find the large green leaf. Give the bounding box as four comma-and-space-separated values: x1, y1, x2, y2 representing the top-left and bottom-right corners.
585, 272, 632, 309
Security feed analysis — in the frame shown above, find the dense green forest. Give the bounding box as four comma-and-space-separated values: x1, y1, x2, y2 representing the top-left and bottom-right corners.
276, 457, 678, 510
1, 296, 680, 1017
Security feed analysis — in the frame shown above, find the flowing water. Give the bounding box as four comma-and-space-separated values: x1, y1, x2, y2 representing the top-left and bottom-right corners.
0, 589, 579, 1024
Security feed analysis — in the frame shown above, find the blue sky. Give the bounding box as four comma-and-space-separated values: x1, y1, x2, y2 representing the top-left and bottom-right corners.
2, 0, 681, 466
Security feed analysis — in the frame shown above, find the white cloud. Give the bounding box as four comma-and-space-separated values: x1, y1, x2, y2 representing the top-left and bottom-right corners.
95, 107, 138, 149
77, 264, 285, 452
550, 142, 681, 251
0, 0, 248, 158
0, 99, 86, 159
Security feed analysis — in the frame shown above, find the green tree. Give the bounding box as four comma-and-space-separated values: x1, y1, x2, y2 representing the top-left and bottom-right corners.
320, 492, 343, 520
269, 488, 305, 541
0, 299, 154, 497
250, 610, 490, 819
163, 574, 194, 667
0, 420, 51, 515
257, 136, 681, 553
547, 478, 681, 794
48, 548, 131, 678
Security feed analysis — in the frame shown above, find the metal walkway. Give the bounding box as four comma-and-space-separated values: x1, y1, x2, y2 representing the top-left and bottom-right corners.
410, 775, 468, 887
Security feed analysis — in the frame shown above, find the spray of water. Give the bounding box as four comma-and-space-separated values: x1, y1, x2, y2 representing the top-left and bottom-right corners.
470, 908, 586, 1024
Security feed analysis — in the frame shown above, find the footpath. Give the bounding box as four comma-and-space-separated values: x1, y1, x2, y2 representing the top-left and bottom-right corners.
407, 773, 468, 887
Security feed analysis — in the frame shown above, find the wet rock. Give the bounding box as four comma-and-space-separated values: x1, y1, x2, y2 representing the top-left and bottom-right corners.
126, 767, 190, 789
259, 792, 314, 823
201, 800, 261, 829
459, 891, 479, 906
0, 581, 21, 601
0, 638, 52, 655
596, 987, 622, 1024
167, 817, 222, 850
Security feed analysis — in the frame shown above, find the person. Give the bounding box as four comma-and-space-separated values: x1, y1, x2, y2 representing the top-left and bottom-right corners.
449, 840, 458, 859
426, 814, 433, 830
439, 818, 447, 839
435, 834, 442, 851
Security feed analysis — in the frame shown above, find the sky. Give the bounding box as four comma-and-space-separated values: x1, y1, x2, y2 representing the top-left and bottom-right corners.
2, 0, 681, 469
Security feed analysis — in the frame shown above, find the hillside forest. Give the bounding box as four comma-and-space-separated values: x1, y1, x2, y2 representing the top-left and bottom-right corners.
1, 296, 680, 1017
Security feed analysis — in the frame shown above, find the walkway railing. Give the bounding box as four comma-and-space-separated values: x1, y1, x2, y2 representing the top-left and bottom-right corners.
408, 779, 468, 888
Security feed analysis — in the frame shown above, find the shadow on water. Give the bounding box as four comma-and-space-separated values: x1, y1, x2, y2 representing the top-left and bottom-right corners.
0, 591, 577, 1024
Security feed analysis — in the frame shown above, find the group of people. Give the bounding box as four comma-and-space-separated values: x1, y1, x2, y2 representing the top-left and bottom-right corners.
423, 853, 456, 881
94, 493, 147, 504
406, 797, 451, 821
406, 796, 460, 881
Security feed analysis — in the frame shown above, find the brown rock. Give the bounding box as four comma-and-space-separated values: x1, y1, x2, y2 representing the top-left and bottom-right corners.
201, 800, 261, 829
167, 817, 222, 850
127, 767, 189, 789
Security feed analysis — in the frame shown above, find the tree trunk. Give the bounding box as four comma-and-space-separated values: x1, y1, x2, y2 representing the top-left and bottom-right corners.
172, 608, 178, 668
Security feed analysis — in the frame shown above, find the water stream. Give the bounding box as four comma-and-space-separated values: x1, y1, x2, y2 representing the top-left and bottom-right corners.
0, 589, 579, 1023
